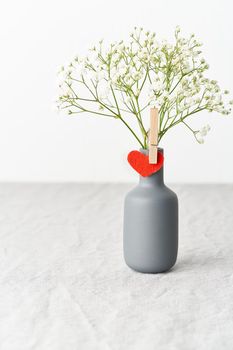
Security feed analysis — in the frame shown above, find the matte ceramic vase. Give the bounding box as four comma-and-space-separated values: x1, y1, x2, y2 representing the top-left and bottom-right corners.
123, 148, 178, 273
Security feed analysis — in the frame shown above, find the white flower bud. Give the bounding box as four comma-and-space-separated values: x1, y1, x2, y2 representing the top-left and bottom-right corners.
135, 88, 140, 96
195, 132, 205, 144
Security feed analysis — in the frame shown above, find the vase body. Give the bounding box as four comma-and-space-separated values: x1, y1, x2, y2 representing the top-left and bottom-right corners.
123, 149, 178, 273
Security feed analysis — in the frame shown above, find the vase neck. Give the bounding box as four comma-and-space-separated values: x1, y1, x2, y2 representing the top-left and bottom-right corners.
139, 147, 164, 186
139, 167, 164, 186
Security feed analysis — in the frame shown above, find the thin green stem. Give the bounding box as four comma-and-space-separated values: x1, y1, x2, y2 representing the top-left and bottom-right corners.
159, 106, 206, 141
120, 117, 144, 148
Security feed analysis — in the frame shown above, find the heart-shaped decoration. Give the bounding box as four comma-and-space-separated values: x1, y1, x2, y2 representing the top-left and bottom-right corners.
127, 150, 164, 177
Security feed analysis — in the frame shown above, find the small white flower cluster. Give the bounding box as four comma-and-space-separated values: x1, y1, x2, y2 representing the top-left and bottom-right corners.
195, 124, 211, 144
56, 27, 232, 147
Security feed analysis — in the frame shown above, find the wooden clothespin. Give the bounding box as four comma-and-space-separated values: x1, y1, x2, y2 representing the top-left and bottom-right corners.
149, 108, 158, 164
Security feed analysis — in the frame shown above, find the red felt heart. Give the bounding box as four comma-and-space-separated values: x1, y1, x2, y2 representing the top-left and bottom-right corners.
127, 150, 164, 177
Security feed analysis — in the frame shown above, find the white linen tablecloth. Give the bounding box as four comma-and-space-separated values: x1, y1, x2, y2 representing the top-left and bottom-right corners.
0, 183, 233, 350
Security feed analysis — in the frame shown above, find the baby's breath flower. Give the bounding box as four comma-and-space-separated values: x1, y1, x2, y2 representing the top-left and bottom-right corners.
175, 25, 181, 33
199, 125, 210, 136
196, 135, 204, 144
57, 27, 232, 148
194, 124, 211, 144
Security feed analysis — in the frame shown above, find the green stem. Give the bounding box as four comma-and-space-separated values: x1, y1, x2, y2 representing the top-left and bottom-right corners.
159, 106, 206, 141
71, 109, 115, 118
110, 85, 144, 147
182, 120, 195, 134
120, 117, 144, 148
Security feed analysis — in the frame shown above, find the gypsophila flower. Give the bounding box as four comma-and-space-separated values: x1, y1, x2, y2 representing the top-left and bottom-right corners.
194, 124, 211, 144
200, 124, 211, 136
56, 27, 232, 148
195, 133, 205, 144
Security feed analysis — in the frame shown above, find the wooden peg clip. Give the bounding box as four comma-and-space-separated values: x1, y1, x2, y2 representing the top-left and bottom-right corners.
149, 108, 158, 164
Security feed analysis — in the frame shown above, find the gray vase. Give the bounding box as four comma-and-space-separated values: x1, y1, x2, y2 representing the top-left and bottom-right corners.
123, 148, 178, 273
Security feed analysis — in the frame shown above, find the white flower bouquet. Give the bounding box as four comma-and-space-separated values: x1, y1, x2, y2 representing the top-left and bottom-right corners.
57, 27, 232, 148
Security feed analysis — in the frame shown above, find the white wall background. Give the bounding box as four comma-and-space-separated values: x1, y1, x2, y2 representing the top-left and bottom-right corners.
0, 0, 232, 183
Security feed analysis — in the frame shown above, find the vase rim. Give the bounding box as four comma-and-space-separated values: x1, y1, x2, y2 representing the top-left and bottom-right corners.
139, 147, 163, 154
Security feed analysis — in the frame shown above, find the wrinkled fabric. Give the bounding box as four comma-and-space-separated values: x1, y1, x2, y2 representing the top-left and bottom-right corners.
0, 183, 232, 350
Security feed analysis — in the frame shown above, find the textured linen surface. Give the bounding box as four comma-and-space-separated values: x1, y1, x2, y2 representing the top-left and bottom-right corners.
0, 183, 233, 350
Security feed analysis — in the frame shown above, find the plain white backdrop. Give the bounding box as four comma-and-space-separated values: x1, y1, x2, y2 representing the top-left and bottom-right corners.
0, 0, 232, 183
